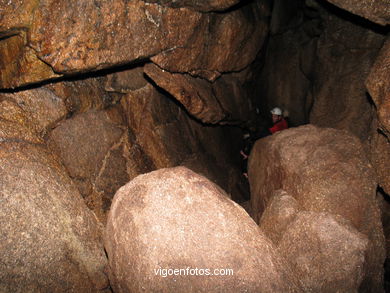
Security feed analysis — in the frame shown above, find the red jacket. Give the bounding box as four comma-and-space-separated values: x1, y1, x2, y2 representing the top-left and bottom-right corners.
269, 118, 288, 134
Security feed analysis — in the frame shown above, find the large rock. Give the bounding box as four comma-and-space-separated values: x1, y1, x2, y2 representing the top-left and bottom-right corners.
248, 125, 385, 292
0, 33, 60, 88
145, 62, 259, 124
309, 11, 385, 140
0, 0, 269, 87
105, 167, 302, 292
144, 63, 226, 123
0, 141, 108, 292
48, 109, 128, 222
324, 0, 390, 26
1, 87, 68, 135
258, 190, 300, 245
150, 0, 270, 81
259, 191, 370, 292
278, 211, 369, 292
28, 0, 203, 74
120, 79, 248, 201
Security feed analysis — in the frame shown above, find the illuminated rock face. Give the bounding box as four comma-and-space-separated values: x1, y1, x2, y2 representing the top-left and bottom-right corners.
0, 0, 389, 292
0, 0, 269, 88
105, 166, 302, 293
324, 0, 390, 26
248, 125, 385, 292
0, 141, 109, 293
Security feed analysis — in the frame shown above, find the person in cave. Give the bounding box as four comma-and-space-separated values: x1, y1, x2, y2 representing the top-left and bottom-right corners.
240, 107, 289, 178
269, 107, 288, 134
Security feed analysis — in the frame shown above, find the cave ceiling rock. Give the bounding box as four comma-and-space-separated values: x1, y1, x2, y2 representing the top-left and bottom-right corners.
322, 0, 390, 26
0, 32, 61, 89
144, 62, 255, 124
0, 0, 269, 89
144, 63, 226, 124
150, 0, 270, 81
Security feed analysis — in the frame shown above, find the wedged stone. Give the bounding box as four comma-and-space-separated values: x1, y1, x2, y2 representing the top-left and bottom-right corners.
47, 109, 126, 222
1, 87, 68, 136
145, 63, 257, 124
104, 65, 147, 93
105, 167, 303, 293
0, 98, 42, 144
48, 77, 118, 114
259, 190, 300, 245
0, 141, 108, 292
144, 63, 226, 123
248, 124, 385, 292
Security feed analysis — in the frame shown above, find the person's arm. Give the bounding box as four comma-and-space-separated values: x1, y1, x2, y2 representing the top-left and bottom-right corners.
269, 123, 279, 134
240, 150, 249, 160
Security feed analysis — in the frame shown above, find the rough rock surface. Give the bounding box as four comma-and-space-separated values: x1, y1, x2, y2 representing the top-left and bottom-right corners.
256, 1, 320, 126
258, 190, 300, 245
324, 0, 390, 26
369, 123, 390, 195
258, 191, 370, 292
1, 87, 68, 135
150, 0, 270, 81
278, 211, 369, 293
105, 167, 302, 293
144, 63, 226, 123
0, 33, 60, 88
47, 109, 128, 222
248, 125, 385, 292
0, 0, 269, 87
120, 79, 248, 201
0, 140, 108, 292
309, 10, 385, 140
41, 66, 248, 223
145, 63, 257, 124
366, 38, 390, 136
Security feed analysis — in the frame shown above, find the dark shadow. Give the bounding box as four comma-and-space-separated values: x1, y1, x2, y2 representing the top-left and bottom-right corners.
213, 0, 255, 14
0, 59, 149, 94
377, 186, 390, 292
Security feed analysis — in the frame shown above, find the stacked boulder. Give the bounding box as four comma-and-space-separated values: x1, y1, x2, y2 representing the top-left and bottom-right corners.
248, 125, 385, 292
104, 167, 303, 292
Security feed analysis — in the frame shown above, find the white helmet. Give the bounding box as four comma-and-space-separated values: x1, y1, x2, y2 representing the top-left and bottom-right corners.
270, 107, 282, 116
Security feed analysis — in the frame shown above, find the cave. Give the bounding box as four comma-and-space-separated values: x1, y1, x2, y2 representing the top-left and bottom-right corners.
0, 0, 389, 292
